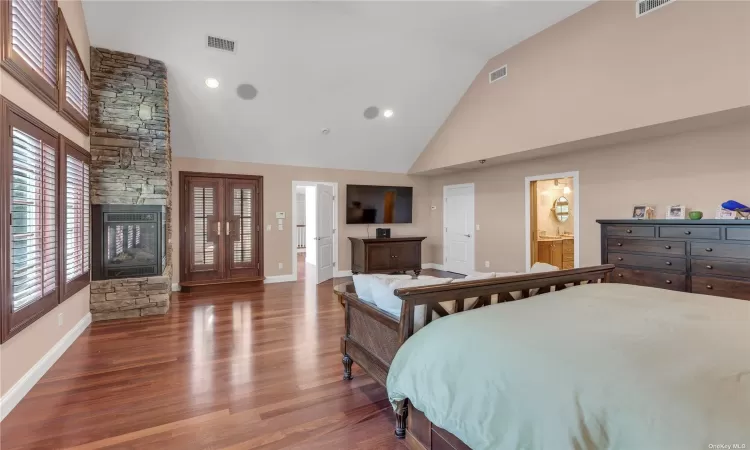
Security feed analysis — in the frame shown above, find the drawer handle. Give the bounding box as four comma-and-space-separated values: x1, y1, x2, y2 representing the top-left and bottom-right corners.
617, 257, 623, 261
706, 285, 713, 290
617, 242, 623, 247
626, 229, 632, 234
665, 280, 672, 284
706, 265, 713, 269
617, 273, 623, 278
684, 231, 691, 235
705, 248, 713, 252
665, 261, 672, 266
665, 245, 671, 249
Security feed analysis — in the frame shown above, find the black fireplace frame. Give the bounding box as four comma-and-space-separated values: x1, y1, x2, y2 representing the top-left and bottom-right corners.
92, 205, 166, 281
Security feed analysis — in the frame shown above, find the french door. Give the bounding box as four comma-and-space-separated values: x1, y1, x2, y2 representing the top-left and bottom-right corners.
180, 173, 263, 286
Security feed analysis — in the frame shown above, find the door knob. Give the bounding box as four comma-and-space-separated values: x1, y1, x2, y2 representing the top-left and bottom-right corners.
705, 248, 713, 252
464, 234, 472, 238
216, 222, 221, 236
617, 273, 623, 278
665, 280, 672, 284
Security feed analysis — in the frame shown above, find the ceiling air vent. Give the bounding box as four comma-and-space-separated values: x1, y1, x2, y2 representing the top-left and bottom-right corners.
489, 65, 507, 84
636, 0, 675, 17
207, 35, 236, 53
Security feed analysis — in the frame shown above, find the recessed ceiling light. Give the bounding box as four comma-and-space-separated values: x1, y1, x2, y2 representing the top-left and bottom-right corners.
383, 109, 394, 118
205, 78, 219, 89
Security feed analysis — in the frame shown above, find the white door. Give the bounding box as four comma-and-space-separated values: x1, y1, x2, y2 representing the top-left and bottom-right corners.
316, 184, 335, 283
443, 184, 475, 275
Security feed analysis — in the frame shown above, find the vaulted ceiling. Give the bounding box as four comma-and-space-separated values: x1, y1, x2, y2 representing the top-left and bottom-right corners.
83, 1, 593, 173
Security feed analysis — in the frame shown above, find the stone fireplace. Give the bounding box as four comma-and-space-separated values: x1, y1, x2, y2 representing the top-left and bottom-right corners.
88, 48, 172, 321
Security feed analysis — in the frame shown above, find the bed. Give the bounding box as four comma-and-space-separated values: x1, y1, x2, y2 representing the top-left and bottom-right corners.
338, 265, 616, 445
387, 281, 750, 449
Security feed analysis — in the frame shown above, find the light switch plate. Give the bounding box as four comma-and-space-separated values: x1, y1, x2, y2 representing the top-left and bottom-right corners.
266, 225, 271, 231
276, 212, 286, 219
278, 224, 283, 231
484, 261, 490, 268
476, 224, 480, 231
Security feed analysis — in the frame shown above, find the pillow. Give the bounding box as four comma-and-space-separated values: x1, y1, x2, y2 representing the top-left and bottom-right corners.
463, 272, 496, 281
530, 262, 560, 273
352, 274, 412, 304
371, 276, 453, 318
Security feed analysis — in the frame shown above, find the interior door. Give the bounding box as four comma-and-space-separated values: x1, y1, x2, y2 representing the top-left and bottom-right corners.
225, 178, 261, 280
316, 184, 334, 284
443, 184, 475, 275
186, 177, 225, 282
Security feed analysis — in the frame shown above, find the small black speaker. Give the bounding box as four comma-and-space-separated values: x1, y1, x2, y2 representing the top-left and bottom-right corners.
375, 228, 391, 238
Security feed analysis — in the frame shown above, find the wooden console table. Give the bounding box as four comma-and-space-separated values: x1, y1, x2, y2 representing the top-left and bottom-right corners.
349, 237, 426, 276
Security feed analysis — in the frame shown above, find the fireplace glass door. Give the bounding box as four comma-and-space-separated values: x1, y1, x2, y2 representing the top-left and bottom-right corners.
106, 222, 157, 268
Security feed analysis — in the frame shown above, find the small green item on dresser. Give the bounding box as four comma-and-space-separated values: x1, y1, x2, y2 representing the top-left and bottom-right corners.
688, 211, 703, 220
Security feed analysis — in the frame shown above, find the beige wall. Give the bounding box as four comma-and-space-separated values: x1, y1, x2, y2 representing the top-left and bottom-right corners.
411, 0, 750, 173
0, 1, 91, 397
536, 178, 574, 237
425, 122, 750, 272
171, 158, 431, 283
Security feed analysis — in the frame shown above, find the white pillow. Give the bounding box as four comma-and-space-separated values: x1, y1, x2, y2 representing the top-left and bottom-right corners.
352, 274, 412, 304
371, 276, 453, 317
463, 272, 496, 281
530, 262, 560, 273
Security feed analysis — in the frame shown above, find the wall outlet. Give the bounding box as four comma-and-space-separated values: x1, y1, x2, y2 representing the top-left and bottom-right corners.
278, 262, 283, 269
278, 224, 283, 231
484, 261, 490, 268
58, 313, 63, 327
476, 224, 480, 231
266, 224, 271, 231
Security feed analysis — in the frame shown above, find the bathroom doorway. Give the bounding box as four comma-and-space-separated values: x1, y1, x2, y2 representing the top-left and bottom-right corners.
524, 172, 580, 271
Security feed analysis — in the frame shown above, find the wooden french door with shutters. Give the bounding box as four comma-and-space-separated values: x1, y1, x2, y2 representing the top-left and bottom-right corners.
180, 173, 263, 287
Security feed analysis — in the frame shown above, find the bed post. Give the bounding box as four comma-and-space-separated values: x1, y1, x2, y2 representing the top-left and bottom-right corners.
395, 400, 408, 439
342, 354, 353, 380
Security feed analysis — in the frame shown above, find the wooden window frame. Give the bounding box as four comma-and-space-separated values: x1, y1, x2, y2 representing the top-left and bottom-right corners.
1, 96, 61, 342
57, 11, 89, 135
0, 0, 60, 110
61, 137, 90, 300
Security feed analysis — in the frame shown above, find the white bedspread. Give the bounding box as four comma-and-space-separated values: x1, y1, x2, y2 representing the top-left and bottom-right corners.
387, 283, 750, 450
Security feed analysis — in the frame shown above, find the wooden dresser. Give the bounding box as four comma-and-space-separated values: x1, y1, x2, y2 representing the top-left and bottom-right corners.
349, 237, 425, 276
598, 220, 750, 301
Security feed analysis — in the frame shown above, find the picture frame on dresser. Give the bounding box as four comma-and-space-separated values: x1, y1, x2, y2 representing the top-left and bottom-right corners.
597, 219, 750, 302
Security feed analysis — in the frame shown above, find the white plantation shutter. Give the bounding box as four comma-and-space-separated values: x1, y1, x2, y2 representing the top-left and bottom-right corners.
11, 126, 57, 311
10, 0, 58, 86
65, 154, 90, 282
65, 44, 88, 118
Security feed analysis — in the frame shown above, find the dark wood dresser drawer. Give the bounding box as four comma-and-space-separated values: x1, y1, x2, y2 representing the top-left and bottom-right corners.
691, 258, 750, 278
692, 276, 750, 301
608, 252, 686, 271
690, 242, 750, 260
607, 238, 686, 256
606, 225, 655, 237
659, 226, 721, 240
726, 227, 750, 241
610, 268, 686, 291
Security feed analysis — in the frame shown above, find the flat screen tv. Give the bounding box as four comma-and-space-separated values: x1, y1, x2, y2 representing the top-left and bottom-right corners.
346, 184, 413, 224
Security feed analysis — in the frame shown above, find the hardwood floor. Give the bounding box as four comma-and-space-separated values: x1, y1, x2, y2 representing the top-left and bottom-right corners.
1, 256, 457, 449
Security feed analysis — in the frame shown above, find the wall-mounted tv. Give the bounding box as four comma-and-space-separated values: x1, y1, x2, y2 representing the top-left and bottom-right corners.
346, 185, 413, 224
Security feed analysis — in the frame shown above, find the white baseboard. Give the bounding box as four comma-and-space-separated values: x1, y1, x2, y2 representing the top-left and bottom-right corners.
264, 274, 296, 284
335, 270, 353, 277
171, 283, 181, 292
0, 312, 92, 421
422, 263, 444, 271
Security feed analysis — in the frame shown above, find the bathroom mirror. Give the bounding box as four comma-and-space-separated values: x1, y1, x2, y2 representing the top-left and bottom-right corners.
553, 196, 570, 223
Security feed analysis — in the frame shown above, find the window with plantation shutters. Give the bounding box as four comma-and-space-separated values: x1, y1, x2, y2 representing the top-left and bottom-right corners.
63, 139, 90, 297
58, 12, 90, 134
65, 45, 87, 118
1, 0, 59, 107
2, 103, 61, 341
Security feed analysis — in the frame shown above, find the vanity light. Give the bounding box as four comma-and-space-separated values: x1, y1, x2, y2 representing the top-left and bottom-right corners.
383, 109, 394, 118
